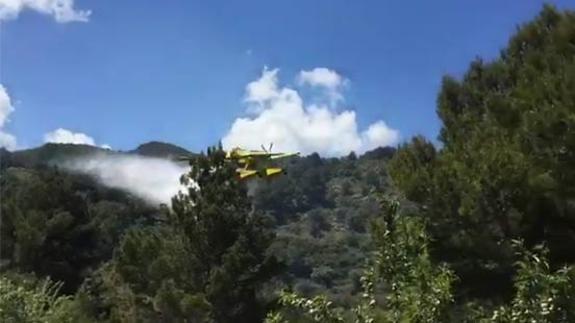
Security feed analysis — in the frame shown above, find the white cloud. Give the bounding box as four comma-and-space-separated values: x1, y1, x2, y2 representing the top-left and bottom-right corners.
244, 67, 280, 112
362, 120, 400, 152
0, 131, 17, 150
0, 0, 91, 23
298, 67, 346, 89
44, 128, 96, 145
298, 67, 348, 104
0, 85, 17, 150
62, 154, 190, 205
222, 67, 399, 157
0, 84, 14, 127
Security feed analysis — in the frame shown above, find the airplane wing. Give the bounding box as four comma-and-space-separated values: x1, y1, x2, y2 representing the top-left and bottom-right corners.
236, 168, 285, 180
229, 147, 299, 159
233, 150, 275, 157
270, 152, 300, 160
237, 169, 258, 180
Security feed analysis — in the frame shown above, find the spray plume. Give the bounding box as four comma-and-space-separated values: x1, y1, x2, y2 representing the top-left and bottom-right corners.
62, 154, 190, 205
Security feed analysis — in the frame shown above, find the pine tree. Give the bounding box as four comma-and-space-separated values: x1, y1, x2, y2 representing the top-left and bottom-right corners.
389, 4, 575, 302
99, 145, 281, 322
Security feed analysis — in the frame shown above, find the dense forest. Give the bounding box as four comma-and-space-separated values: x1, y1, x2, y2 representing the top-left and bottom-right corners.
1, 5, 574, 322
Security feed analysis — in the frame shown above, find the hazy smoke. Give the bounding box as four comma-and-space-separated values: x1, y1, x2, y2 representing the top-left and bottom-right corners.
63, 154, 190, 205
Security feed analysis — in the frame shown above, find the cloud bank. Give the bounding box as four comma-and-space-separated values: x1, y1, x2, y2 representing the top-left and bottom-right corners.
222, 67, 399, 157
63, 154, 190, 205
0, 85, 17, 150
0, 0, 90, 22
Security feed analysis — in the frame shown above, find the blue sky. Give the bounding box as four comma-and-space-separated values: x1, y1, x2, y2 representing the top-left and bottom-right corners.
1, 0, 574, 154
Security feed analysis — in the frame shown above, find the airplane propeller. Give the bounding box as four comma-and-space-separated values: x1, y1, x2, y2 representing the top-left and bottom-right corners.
261, 142, 273, 153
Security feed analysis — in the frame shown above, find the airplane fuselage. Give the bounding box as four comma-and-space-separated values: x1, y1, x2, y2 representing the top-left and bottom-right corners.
224, 147, 296, 179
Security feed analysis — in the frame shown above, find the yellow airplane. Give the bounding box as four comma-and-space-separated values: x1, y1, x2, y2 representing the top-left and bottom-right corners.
178, 144, 299, 180
226, 144, 299, 180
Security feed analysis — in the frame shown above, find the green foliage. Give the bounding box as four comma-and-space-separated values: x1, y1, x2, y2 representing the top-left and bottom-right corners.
489, 241, 575, 322
265, 291, 345, 323
389, 5, 575, 301
267, 198, 455, 323
254, 153, 332, 223
351, 260, 377, 323
96, 145, 281, 322
387, 136, 436, 204
10, 143, 109, 168
371, 198, 456, 322
0, 166, 154, 292
261, 149, 391, 304
0, 275, 87, 323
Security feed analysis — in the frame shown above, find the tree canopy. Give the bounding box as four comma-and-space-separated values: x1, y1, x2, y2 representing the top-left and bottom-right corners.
389, 4, 575, 300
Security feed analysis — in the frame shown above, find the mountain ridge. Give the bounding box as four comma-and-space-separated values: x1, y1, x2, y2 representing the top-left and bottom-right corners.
4, 141, 194, 167
129, 141, 194, 159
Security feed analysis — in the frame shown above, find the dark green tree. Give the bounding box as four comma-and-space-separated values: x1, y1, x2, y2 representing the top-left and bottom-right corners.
0, 167, 148, 293
97, 145, 281, 322
389, 4, 575, 300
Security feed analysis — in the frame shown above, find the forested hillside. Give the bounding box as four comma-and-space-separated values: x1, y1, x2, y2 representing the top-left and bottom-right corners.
1, 5, 575, 322
255, 148, 396, 304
